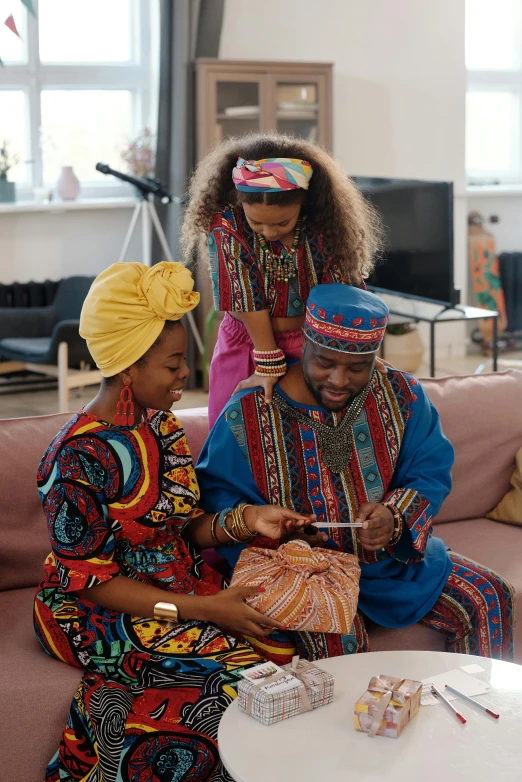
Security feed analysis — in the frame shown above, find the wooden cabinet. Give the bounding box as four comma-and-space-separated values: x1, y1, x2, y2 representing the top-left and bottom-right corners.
195, 59, 333, 158
193, 60, 333, 385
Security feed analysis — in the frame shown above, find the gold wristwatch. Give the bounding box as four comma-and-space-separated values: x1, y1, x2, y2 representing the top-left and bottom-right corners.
153, 601, 179, 623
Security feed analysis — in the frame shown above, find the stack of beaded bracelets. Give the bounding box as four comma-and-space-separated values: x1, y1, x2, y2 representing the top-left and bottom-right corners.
253, 348, 287, 378
210, 503, 255, 545
383, 503, 404, 546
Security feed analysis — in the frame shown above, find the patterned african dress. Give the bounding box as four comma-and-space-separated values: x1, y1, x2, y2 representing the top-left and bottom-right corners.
197, 369, 515, 662
34, 409, 264, 782
207, 206, 352, 427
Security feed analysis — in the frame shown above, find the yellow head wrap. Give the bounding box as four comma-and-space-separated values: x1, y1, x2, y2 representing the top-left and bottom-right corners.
80, 261, 200, 377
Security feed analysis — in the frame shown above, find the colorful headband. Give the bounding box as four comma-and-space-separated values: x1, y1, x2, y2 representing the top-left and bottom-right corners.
304, 284, 389, 354
232, 157, 313, 192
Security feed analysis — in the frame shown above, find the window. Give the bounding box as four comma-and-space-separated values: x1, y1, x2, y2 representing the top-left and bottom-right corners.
0, 0, 156, 197
466, 0, 522, 183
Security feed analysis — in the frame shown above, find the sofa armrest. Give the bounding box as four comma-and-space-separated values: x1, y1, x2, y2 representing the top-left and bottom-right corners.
0, 306, 57, 339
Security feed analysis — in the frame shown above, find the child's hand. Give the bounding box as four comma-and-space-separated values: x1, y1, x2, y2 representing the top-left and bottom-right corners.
233, 373, 283, 403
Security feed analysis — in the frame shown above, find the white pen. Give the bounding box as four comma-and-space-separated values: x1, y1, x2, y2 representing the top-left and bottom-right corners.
431, 686, 467, 724
445, 685, 500, 719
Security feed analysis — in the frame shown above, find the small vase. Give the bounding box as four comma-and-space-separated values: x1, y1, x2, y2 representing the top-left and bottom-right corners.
0, 176, 15, 203
55, 166, 80, 201
384, 329, 425, 373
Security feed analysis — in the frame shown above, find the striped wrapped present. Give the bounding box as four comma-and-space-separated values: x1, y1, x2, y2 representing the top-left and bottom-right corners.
237, 656, 334, 726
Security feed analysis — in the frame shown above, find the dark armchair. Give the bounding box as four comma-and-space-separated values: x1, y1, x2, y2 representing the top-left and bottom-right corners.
0, 276, 101, 411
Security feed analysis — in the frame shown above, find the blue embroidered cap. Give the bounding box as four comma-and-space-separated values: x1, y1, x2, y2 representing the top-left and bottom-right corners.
304, 283, 389, 353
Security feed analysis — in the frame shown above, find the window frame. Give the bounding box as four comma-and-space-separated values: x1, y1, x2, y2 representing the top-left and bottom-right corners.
0, 0, 155, 199
466, 0, 522, 185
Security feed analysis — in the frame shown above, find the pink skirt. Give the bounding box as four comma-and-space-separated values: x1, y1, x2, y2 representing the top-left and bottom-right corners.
208, 312, 302, 429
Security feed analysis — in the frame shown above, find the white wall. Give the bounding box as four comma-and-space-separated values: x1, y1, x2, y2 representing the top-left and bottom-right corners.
221, 0, 465, 182
0, 206, 142, 284
220, 0, 468, 356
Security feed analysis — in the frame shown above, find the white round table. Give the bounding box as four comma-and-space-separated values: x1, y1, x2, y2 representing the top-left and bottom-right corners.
218, 651, 522, 782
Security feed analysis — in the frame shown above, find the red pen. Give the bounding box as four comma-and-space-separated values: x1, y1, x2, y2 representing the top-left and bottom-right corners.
445, 684, 500, 719
431, 686, 467, 724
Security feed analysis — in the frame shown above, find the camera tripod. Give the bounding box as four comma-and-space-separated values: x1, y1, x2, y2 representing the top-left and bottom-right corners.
118, 194, 203, 355
96, 162, 203, 354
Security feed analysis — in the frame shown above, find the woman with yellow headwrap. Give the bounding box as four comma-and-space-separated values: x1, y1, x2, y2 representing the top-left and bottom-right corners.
33, 261, 313, 782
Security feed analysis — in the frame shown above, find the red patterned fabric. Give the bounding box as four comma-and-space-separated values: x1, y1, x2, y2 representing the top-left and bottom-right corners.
207, 207, 347, 316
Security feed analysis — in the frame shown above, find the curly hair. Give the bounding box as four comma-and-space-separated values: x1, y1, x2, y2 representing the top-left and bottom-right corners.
181, 132, 382, 282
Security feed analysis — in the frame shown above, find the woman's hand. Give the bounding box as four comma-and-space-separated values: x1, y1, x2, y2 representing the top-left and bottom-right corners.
243, 504, 315, 540
233, 373, 282, 403
203, 586, 281, 638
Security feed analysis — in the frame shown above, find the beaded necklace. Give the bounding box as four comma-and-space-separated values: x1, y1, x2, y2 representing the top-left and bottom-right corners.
257, 218, 302, 282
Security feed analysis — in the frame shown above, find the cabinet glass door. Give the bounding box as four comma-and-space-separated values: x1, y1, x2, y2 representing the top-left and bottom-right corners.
275, 81, 320, 143
214, 79, 261, 145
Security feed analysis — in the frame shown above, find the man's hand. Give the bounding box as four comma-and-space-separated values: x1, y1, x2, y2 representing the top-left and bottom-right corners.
355, 503, 394, 552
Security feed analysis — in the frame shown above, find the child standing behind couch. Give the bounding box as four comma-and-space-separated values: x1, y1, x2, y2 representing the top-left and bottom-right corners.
181, 132, 382, 428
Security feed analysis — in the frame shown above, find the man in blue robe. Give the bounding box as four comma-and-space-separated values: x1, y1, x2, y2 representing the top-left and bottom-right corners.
197, 284, 514, 661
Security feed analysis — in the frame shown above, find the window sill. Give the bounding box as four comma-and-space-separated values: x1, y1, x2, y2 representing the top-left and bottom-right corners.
0, 197, 137, 215
466, 185, 522, 198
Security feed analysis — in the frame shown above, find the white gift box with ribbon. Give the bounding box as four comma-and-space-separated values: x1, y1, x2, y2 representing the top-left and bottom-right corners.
237, 655, 334, 726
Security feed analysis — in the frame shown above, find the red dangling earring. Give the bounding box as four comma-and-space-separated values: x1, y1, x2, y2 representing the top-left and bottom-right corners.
114, 379, 135, 426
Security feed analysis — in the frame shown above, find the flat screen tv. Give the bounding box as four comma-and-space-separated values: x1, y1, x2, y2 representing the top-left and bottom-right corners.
353, 176, 458, 307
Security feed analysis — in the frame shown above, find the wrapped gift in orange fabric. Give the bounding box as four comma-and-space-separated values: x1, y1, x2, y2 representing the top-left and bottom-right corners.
230, 539, 360, 633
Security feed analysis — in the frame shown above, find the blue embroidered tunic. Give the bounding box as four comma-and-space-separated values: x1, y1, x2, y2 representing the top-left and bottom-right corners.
196, 368, 455, 628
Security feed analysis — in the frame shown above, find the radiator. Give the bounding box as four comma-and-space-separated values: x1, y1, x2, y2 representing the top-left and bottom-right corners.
0, 280, 59, 308
499, 253, 522, 333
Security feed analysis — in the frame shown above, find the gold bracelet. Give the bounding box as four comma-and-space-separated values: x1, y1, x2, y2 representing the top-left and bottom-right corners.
153, 601, 179, 623
221, 511, 244, 543
210, 511, 220, 545
230, 503, 254, 541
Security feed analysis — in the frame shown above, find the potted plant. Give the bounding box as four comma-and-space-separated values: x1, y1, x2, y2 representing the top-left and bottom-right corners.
384, 322, 424, 373
0, 140, 19, 203
121, 128, 156, 179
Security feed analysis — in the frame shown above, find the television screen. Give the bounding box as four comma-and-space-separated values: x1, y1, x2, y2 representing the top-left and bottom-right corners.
353, 177, 456, 306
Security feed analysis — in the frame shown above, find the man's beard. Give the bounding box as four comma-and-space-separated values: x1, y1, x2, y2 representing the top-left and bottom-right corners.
303, 372, 354, 411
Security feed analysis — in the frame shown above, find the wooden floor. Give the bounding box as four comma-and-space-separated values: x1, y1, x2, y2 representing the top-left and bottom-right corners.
0, 383, 209, 419
0, 351, 520, 420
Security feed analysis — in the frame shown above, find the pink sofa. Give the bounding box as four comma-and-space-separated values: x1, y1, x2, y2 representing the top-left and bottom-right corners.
1, 370, 521, 780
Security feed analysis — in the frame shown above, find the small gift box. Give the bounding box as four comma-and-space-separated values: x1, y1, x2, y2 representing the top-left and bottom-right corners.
238, 656, 334, 726
354, 675, 422, 738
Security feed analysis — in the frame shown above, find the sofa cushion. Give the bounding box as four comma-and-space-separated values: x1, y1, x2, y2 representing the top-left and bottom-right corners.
420, 370, 522, 523
0, 412, 71, 591
486, 445, 522, 525
0, 408, 210, 591
177, 407, 209, 462
0, 587, 82, 781
368, 619, 445, 654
